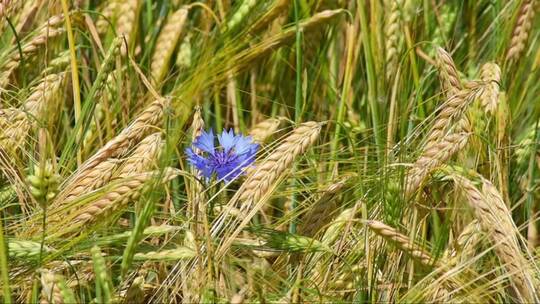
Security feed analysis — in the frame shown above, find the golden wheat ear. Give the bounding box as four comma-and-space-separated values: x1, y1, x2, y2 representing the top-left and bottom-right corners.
150, 7, 189, 86
453, 174, 539, 303
506, 0, 536, 62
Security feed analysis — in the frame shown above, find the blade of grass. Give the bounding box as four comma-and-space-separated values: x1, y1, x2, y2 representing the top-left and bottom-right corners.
60, 0, 83, 164
0, 211, 12, 304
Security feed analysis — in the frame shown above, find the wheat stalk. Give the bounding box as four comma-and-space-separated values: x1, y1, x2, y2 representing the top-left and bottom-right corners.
366, 220, 439, 267
453, 174, 539, 302
150, 7, 188, 85
506, 0, 536, 61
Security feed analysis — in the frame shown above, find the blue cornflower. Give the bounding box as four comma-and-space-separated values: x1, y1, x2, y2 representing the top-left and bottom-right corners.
186, 129, 259, 182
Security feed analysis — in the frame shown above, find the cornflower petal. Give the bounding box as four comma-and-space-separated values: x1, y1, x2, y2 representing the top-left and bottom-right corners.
218, 129, 237, 153
185, 148, 211, 175
193, 129, 215, 154
233, 135, 256, 154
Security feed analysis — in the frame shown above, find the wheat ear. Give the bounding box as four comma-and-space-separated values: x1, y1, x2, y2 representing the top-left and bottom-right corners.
453, 174, 539, 302
150, 7, 188, 85
213, 122, 322, 258
478, 63, 501, 114
446, 219, 483, 264
23, 72, 65, 119
406, 129, 470, 196
133, 247, 195, 261
230, 9, 344, 75
506, 0, 536, 61
39, 269, 64, 304
65, 98, 166, 188
238, 121, 322, 205
0, 108, 30, 150
0, 14, 65, 88
298, 175, 353, 237
116, 132, 164, 178
0, 0, 23, 35
188, 107, 205, 234
116, 0, 142, 55
54, 159, 119, 204
248, 0, 290, 34
248, 117, 283, 143
8, 239, 52, 259
96, 0, 119, 34
436, 47, 463, 96
66, 168, 179, 232
75, 169, 176, 222
366, 220, 439, 267
384, 0, 402, 80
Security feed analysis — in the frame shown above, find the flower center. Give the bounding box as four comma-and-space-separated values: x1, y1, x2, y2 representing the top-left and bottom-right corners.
212, 149, 236, 165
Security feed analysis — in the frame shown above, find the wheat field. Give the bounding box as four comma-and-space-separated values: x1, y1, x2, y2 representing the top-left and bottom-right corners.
0, 0, 539, 303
